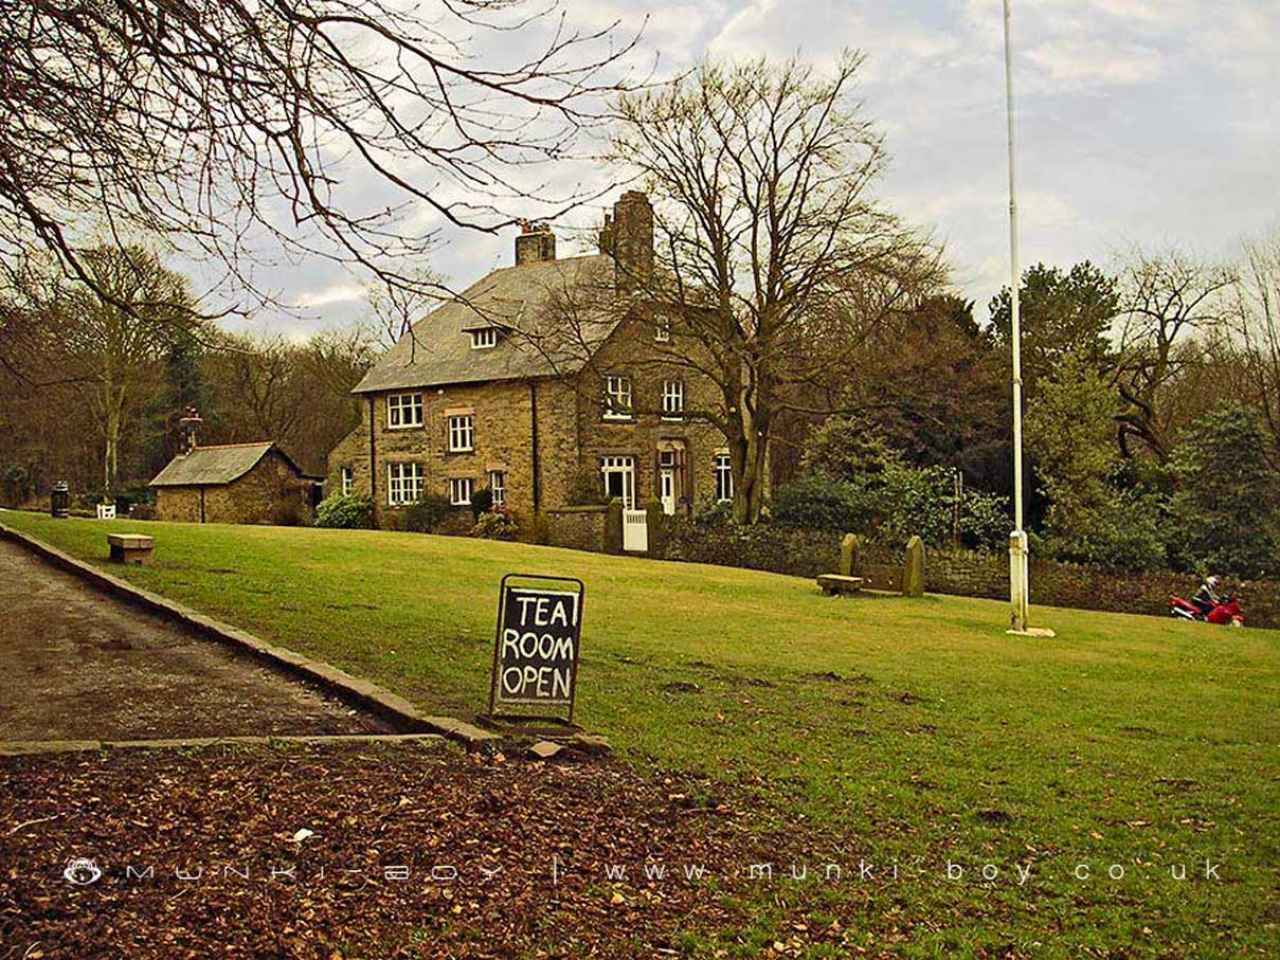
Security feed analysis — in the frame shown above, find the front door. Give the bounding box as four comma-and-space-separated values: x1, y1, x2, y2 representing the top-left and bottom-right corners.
600, 456, 636, 509
659, 468, 676, 515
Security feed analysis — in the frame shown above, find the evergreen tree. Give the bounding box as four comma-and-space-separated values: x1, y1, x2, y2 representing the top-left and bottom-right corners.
1170, 405, 1279, 576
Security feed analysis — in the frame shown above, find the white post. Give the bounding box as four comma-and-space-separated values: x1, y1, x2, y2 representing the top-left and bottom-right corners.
1002, 0, 1030, 631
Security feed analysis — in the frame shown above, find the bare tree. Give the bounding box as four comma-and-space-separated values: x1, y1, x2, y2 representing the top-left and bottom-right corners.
2, 1, 642, 312
591, 54, 942, 522
53, 246, 200, 491
1229, 232, 1280, 468
365, 266, 446, 352
1114, 249, 1235, 459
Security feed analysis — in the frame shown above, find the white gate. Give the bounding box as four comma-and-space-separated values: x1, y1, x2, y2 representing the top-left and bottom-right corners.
622, 509, 649, 552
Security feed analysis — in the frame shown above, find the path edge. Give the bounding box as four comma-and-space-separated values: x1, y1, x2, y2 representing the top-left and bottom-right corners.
0, 522, 503, 751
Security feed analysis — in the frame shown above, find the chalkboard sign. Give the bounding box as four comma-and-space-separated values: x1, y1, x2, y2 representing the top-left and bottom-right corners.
487, 574, 585, 723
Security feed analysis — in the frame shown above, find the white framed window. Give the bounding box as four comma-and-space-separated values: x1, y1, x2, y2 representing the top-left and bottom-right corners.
600, 455, 636, 509
488, 470, 506, 507
449, 477, 474, 506
603, 375, 633, 420
655, 317, 671, 343
387, 462, 424, 506
714, 454, 734, 503
470, 328, 499, 349
340, 466, 353, 497
661, 379, 685, 419
448, 414, 475, 452
387, 393, 423, 429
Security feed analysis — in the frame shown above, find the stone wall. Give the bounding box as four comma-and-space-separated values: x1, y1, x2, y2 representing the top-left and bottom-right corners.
650, 518, 1280, 628
544, 505, 611, 553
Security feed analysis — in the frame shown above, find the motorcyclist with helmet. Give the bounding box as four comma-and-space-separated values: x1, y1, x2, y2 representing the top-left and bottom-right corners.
1192, 575, 1222, 616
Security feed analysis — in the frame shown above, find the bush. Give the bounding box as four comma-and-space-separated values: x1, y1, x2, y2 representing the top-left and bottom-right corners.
1040, 490, 1167, 571
403, 493, 453, 533
693, 499, 734, 526
128, 503, 156, 521
772, 466, 1009, 550
314, 493, 373, 529
470, 486, 494, 519
1, 464, 31, 505
567, 466, 605, 506
472, 506, 519, 540
772, 474, 867, 533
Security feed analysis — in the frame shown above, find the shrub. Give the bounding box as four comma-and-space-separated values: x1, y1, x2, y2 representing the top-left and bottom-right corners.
772, 474, 865, 533
567, 466, 605, 506
472, 506, 519, 540
314, 493, 373, 529
772, 466, 1009, 550
470, 486, 494, 519
693, 499, 734, 526
1, 464, 31, 505
403, 493, 453, 533
128, 503, 156, 521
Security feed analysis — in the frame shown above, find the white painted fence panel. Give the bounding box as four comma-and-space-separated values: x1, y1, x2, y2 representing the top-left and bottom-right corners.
622, 509, 648, 552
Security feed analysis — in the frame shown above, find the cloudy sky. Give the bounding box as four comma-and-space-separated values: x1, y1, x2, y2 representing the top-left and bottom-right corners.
232, 0, 1279, 338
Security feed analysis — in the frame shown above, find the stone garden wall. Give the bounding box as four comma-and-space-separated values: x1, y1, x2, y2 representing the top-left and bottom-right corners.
651, 517, 1280, 628
544, 504, 615, 554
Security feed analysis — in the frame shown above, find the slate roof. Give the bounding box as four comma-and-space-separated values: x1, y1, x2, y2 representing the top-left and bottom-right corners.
149, 442, 317, 487
353, 253, 622, 394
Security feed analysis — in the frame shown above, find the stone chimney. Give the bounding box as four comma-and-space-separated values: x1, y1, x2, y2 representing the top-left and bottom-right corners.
610, 191, 653, 293
178, 407, 203, 455
515, 220, 557, 265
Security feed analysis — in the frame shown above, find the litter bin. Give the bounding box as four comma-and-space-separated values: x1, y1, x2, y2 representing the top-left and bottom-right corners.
50, 481, 70, 518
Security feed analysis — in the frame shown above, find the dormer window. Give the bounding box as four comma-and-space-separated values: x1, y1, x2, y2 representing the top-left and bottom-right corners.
470, 327, 500, 350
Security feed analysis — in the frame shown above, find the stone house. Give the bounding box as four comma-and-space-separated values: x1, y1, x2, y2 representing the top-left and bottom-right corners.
150, 441, 321, 524
327, 191, 735, 527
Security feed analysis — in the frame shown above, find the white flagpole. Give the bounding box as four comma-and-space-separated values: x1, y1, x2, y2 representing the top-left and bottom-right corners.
1002, 0, 1030, 631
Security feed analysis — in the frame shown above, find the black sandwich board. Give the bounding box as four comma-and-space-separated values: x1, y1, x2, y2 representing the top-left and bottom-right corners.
487, 574, 585, 724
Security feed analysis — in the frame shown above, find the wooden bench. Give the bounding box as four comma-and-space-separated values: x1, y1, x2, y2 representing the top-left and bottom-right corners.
107, 534, 154, 565
817, 574, 864, 596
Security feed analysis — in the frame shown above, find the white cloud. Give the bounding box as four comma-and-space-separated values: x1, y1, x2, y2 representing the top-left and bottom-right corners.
294, 282, 368, 309
1025, 38, 1164, 87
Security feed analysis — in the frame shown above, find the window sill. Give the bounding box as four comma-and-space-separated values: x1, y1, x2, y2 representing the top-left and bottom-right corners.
602, 415, 634, 423
661, 415, 685, 422
446, 447, 475, 455
386, 423, 424, 431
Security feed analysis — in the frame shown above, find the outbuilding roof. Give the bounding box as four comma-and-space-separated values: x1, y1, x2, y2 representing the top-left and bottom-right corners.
149, 442, 316, 487
352, 253, 622, 394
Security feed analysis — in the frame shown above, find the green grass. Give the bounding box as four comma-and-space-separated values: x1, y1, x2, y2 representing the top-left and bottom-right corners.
4, 510, 1279, 956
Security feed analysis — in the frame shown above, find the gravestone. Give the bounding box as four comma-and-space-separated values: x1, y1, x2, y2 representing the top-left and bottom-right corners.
903, 535, 925, 597
840, 533, 859, 577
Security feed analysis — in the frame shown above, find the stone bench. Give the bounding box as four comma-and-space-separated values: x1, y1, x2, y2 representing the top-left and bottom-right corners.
817, 574, 864, 596
107, 534, 154, 565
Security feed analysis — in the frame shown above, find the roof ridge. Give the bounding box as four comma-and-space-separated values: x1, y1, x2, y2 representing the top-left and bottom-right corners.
191, 441, 273, 450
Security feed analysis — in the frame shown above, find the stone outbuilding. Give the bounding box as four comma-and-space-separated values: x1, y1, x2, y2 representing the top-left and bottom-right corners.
149, 442, 321, 525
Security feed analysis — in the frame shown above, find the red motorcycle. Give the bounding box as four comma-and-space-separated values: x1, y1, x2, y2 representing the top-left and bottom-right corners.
1169, 593, 1245, 627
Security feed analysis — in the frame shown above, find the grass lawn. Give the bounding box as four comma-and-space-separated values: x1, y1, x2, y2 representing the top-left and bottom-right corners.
3, 510, 1278, 957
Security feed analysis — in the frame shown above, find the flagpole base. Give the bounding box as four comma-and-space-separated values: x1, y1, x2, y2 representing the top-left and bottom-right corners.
1009, 529, 1030, 631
